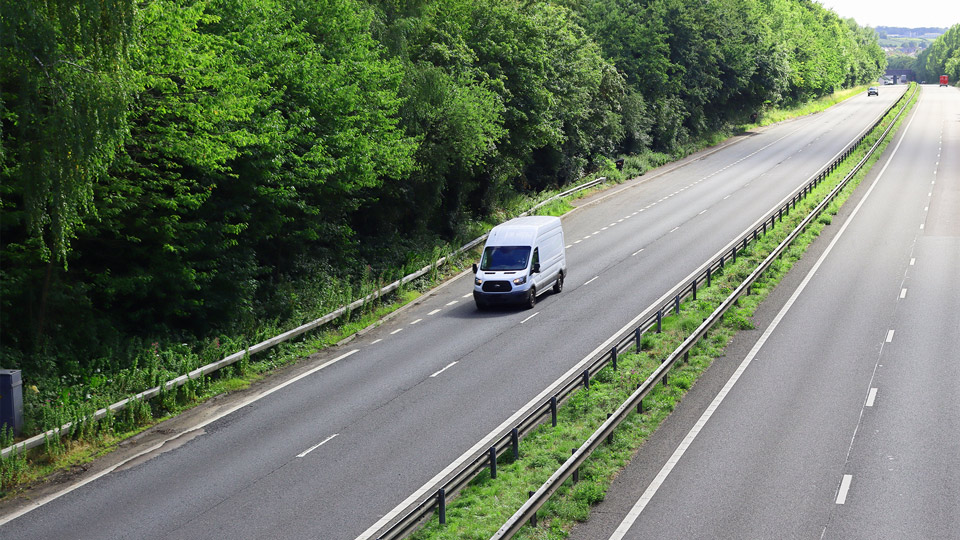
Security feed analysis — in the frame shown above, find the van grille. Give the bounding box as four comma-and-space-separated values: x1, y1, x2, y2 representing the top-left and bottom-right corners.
482, 281, 512, 292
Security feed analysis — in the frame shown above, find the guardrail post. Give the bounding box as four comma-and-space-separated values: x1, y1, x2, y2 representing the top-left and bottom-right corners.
763, 221, 767, 235
719, 254, 725, 269
707, 266, 712, 287
606, 414, 613, 444
511, 428, 520, 460
550, 396, 558, 427
753, 229, 758, 242
731, 246, 737, 263
528, 492, 537, 527
656, 310, 662, 333
637, 396, 643, 414
572, 449, 579, 483
674, 294, 681, 315
611, 346, 618, 370
692, 278, 697, 300
743, 237, 748, 253
684, 351, 689, 363
438, 488, 446, 525
634, 327, 642, 350
489, 446, 497, 479
582, 369, 590, 390
778, 208, 783, 222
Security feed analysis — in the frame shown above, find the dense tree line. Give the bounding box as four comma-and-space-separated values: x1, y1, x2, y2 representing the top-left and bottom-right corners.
917, 23, 960, 83
1, 0, 884, 379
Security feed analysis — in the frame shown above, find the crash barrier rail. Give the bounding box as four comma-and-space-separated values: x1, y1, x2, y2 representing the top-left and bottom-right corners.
490, 84, 917, 538
0, 177, 606, 459
368, 85, 915, 540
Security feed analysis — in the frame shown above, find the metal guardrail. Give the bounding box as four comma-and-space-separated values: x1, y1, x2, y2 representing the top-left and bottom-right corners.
366, 85, 914, 540
0, 177, 607, 460
491, 84, 917, 538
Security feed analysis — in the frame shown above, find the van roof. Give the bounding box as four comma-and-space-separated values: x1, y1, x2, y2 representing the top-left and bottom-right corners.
486, 216, 561, 247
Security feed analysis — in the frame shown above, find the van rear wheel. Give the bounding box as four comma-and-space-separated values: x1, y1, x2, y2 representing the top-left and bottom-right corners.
526, 287, 537, 309
553, 273, 564, 294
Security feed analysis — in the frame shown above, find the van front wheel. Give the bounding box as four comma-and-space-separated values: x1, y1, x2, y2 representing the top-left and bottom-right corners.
553, 273, 564, 294
526, 287, 537, 309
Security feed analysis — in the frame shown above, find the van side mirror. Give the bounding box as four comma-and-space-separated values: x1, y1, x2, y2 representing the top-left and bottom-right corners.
532, 263, 541, 274
473, 263, 478, 274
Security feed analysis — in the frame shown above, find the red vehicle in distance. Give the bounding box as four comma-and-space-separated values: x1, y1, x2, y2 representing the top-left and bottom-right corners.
941, 75, 950, 87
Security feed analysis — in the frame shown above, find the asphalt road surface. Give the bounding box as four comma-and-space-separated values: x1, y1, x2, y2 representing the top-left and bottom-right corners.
570, 84, 959, 540
0, 87, 909, 540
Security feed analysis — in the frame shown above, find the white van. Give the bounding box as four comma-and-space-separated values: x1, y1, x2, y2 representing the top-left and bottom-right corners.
472, 216, 567, 309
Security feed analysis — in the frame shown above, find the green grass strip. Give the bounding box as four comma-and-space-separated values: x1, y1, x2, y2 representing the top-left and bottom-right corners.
408, 85, 917, 540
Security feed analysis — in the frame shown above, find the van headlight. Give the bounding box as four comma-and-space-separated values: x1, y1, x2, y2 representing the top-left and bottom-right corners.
512, 275, 527, 285
475, 277, 483, 286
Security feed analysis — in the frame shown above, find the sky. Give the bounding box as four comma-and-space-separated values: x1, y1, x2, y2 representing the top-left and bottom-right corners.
819, 0, 960, 29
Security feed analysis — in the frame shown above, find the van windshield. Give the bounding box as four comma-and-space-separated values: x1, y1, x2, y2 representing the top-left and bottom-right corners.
480, 246, 531, 271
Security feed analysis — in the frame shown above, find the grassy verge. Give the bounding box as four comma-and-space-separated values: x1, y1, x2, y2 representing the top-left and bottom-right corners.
406, 85, 917, 540
0, 84, 886, 497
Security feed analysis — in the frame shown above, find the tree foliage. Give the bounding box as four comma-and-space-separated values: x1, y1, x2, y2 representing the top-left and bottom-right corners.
917, 24, 960, 83
0, 0, 885, 379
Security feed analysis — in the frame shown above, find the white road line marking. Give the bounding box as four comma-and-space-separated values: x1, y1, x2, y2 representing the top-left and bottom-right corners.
886, 329, 895, 343
430, 362, 458, 378
698, 209, 707, 215
836, 475, 853, 504
520, 312, 540, 324
593, 231, 601, 235
632, 248, 645, 257
607, 124, 908, 537
0, 347, 361, 527
297, 434, 339, 458
584, 276, 599, 285
669, 226, 680, 233
910, 258, 916, 265
584, 235, 592, 240
565, 244, 572, 249
371, 339, 383, 345
866, 388, 878, 407
446, 300, 458, 306
900, 288, 907, 299
925, 206, 928, 211
410, 319, 423, 325
390, 328, 403, 335
428, 309, 441, 315
618, 218, 625, 222
920, 223, 925, 230
462, 293, 472, 298
574, 240, 582, 244
601, 227, 609, 231
723, 194, 731, 200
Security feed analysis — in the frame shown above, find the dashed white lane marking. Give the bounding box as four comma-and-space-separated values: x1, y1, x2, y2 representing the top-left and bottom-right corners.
866, 388, 878, 407
371, 339, 383, 345
886, 330, 895, 343
565, 245, 572, 249
669, 226, 680, 233
836, 475, 853, 504
297, 434, 338, 458
390, 328, 403, 335
410, 319, 423, 325
910, 258, 916, 266
583, 235, 592, 240
900, 288, 907, 299
601, 227, 609, 231
593, 231, 601, 235
574, 240, 582, 244
698, 209, 707, 215
632, 248, 645, 257
583, 276, 599, 285
430, 362, 458, 378
618, 218, 625, 222
920, 223, 925, 230
462, 293, 472, 298
428, 309, 441, 315
446, 300, 458, 306
520, 312, 540, 324
723, 194, 731, 200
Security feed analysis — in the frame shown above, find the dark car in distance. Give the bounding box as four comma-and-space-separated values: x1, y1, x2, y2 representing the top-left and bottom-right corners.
867, 86, 879, 96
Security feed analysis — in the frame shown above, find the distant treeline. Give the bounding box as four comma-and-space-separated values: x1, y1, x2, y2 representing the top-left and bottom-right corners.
876, 26, 946, 38
1, 0, 884, 378
916, 24, 960, 82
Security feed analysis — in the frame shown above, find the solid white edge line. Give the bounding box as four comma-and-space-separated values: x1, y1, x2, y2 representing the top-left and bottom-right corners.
866, 388, 878, 407
836, 474, 853, 504
0, 349, 360, 527
362, 99, 912, 540
429, 362, 458, 378
608, 97, 919, 539
297, 434, 339, 458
